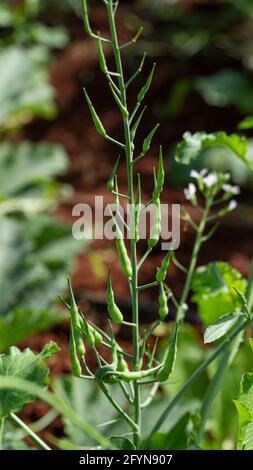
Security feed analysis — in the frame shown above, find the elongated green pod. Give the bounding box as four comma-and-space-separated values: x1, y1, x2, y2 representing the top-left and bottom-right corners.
83, 88, 107, 138
142, 124, 160, 154
131, 106, 147, 141
156, 250, 173, 283
79, 316, 95, 348
152, 146, 165, 200
134, 174, 142, 242
158, 283, 169, 320
110, 84, 129, 118
148, 197, 161, 248
118, 364, 162, 383
117, 352, 129, 373
67, 278, 86, 357
157, 323, 178, 382
111, 211, 132, 278
95, 365, 119, 384
90, 326, 103, 344
97, 33, 107, 73
106, 272, 124, 324
137, 63, 156, 103
69, 325, 82, 377
107, 155, 120, 192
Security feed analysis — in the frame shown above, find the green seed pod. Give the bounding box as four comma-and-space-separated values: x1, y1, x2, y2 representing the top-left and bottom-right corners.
79, 316, 96, 348
69, 326, 82, 378
109, 84, 129, 118
117, 353, 129, 373
157, 323, 178, 382
106, 272, 124, 324
142, 124, 160, 155
116, 238, 132, 278
158, 283, 169, 321
97, 33, 107, 73
107, 155, 120, 192
152, 146, 165, 200
90, 326, 103, 345
131, 106, 147, 141
137, 63, 156, 103
67, 278, 86, 358
95, 365, 118, 384
156, 250, 173, 283
134, 174, 142, 243
83, 88, 106, 138
148, 197, 161, 248
118, 365, 161, 383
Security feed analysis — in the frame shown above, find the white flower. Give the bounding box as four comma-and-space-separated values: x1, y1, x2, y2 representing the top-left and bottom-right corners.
190, 168, 208, 179
228, 199, 237, 211
203, 173, 218, 187
182, 303, 189, 311
184, 183, 196, 201
222, 184, 240, 195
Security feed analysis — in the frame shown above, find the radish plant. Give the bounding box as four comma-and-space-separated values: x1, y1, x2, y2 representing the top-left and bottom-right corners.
60, 0, 253, 450
1, 0, 253, 451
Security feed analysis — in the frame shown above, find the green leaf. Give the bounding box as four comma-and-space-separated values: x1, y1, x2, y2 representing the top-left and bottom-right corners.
195, 69, 253, 114
0, 46, 56, 132
0, 216, 87, 316
238, 116, 253, 130
110, 436, 136, 450
234, 373, 253, 450
191, 262, 246, 325
204, 313, 240, 344
0, 141, 68, 198
0, 346, 55, 418
175, 131, 249, 168
0, 309, 65, 353
146, 413, 190, 450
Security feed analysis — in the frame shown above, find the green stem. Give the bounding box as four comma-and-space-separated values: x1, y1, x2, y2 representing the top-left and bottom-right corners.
106, 0, 141, 448
145, 318, 249, 447
0, 417, 5, 450
196, 346, 231, 445
10, 413, 51, 450
98, 382, 138, 431
176, 198, 212, 322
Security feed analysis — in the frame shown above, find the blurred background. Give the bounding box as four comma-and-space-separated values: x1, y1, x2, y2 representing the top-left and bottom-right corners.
1, 0, 253, 449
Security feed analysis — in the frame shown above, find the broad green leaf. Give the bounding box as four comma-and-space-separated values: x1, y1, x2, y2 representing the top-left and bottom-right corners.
146, 413, 190, 450
234, 373, 253, 450
110, 436, 136, 450
195, 69, 253, 114
0, 46, 56, 132
0, 345, 57, 418
191, 262, 246, 325
175, 131, 249, 168
0, 141, 68, 197
238, 116, 253, 130
204, 313, 240, 344
0, 309, 65, 353
0, 216, 87, 315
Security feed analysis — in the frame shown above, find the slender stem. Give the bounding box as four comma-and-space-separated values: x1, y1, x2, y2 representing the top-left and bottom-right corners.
0, 417, 5, 450
196, 346, 231, 445
138, 281, 158, 291
10, 413, 51, 450
98, 382, 138, 431
106, 0, 141, 447
145, 318, 249, 447
176, 198, 212, 322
